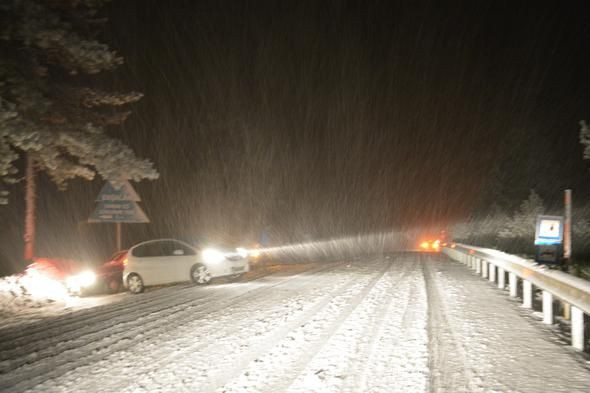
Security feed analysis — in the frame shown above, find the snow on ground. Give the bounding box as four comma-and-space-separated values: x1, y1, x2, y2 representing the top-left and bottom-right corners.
0, 254, 588, 393
427, 256, 590, 393
0, 272, 128, 331
0, 272, 73, 327
0, 273, 67, 311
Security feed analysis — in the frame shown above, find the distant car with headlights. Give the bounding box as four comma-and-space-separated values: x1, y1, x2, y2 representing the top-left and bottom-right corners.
122, 239, 250, 294
419, 239, 441, 252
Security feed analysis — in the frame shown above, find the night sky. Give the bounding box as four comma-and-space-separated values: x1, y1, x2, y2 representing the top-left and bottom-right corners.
1, 0, 589, 273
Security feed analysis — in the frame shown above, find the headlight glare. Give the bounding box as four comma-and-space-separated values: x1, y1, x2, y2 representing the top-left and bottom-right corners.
66, 270, 96, 290
202, 248, 225, 264
236, 247, 248, 258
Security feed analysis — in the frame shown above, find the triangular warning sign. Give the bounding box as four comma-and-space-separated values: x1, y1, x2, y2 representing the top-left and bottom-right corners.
96, 181, 141, 202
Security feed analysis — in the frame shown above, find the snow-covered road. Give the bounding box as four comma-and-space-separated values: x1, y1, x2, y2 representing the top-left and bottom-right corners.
0, 254, 589, 392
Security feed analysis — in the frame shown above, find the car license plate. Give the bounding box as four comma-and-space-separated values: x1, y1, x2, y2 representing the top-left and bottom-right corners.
231, 266, 244, 272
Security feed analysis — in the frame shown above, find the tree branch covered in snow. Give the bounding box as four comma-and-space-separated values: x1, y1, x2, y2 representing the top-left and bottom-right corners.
0, 0, 158, 203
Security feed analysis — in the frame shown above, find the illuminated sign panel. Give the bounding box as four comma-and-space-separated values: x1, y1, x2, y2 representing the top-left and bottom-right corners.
534, 215, 563, 245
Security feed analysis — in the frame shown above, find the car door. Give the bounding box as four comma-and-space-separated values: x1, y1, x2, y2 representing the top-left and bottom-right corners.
165, 240, 199, 283
131, 240, 175, 285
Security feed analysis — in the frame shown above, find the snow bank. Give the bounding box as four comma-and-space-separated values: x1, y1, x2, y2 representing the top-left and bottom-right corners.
0, 271, 70, 316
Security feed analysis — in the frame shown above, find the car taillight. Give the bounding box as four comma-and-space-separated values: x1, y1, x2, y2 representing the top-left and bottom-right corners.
123, 258, 128, 267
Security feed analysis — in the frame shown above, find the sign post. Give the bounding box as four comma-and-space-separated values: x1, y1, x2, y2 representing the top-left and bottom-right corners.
88, 181, 149, 251
562, 189, 573, 319
564, 189, 572, 260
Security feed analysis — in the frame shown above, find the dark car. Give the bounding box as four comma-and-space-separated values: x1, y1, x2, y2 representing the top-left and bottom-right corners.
26, 257, 94, 295
95, 250, 127, 294
25, 251, 127, 296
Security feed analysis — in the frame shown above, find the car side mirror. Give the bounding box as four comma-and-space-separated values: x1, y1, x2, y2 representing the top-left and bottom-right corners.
173, 249, 184, 256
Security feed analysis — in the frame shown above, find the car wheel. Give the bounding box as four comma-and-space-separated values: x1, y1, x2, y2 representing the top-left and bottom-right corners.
191, 264, 212, 285
127, 273, 144, 294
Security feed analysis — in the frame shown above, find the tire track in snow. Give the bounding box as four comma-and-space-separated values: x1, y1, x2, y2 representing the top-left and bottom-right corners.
424, 254, 476, 393
77, 261, 363, 393
0, 263, 333, 355
348, 255, 419, 393
0, 290, 214, 369
112, 260, 385, 393
212, 258, 395, 393
339, 254, 428, 393
0, 263, 341, 393
283, 256, 415, 393
0, 284, 208, 350
0, 263, 336, 373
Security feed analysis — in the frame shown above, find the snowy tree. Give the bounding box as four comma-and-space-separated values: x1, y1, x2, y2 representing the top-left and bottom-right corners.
0, 0, 158, 257
0, 0, 158, 203
499, 190, 544, 239
449, 220, 474, 241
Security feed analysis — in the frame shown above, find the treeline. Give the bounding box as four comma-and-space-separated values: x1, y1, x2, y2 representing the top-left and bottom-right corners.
451, 190, 590, 259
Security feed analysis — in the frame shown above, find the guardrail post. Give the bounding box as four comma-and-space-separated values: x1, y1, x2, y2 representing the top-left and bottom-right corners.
482, 260, 488, 278
571, 306, 585, 351
523, 280, 533, 308
509, 273, 518, 297
489, 263, 496, 282
476, 258, 481, 274
542, 291, 553, 324
498, 268, 505, 289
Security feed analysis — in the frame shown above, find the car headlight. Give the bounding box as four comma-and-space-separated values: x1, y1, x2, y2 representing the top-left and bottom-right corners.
66, 270, 97, 290
202, 248, 225, 264
236, 247, 249, 258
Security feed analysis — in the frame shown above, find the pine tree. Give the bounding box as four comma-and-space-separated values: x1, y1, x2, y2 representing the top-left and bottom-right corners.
0, 0, 158, 204
0, 0, 158, 257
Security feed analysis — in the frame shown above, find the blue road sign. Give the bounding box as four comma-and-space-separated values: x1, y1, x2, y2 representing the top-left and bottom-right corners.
89, 200, 149, 223
534, 215, 563, 245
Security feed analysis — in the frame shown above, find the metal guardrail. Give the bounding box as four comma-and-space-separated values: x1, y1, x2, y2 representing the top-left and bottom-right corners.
444, 243, 589, 351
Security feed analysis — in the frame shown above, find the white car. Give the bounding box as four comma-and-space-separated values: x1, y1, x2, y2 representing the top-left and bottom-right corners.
122, 239, 249, 294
